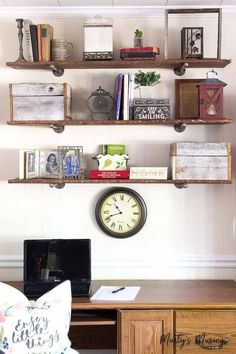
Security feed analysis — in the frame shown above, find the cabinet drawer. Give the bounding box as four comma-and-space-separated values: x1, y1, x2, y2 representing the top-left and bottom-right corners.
119, 310, 174, 354
176, 310, 236, 353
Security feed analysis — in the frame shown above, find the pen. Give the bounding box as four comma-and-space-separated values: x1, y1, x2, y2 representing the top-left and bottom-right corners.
112, 287, 125, 294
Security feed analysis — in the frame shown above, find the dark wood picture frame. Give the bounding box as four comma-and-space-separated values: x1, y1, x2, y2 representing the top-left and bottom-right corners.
175, 79, 202, 120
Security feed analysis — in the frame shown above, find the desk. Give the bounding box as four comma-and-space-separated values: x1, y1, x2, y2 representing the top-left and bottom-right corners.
8, 280, 236, 354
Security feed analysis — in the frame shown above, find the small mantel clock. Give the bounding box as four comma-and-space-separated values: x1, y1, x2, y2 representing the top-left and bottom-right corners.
95, 187, 147, 238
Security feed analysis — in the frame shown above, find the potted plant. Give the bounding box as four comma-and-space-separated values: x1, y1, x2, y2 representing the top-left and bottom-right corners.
135, 70, 161, 98
134, 29, 143, 47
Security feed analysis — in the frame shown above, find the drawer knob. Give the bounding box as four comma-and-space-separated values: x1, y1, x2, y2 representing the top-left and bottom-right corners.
195, 335, 229, 350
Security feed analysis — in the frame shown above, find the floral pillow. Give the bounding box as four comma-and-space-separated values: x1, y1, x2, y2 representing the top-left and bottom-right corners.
0, 280, 78, 354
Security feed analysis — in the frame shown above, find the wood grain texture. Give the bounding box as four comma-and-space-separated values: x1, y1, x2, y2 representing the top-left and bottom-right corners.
171, 156, 231, 181
7, 280, 236, 310
171, 142, 231, 156
176, 310, 236, 353
7, 178, 232, 185
119, 310, 173, 354
9, 83, 72, 121
6, 118, 232, 126
5, 280, 236, 352
6, 58, 231, 70
10, 83, 66, 96
175, 79, 202, 119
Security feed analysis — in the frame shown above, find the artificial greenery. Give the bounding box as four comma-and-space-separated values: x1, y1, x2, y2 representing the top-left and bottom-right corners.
134, 29, 143, 38
134, 70, 161, 87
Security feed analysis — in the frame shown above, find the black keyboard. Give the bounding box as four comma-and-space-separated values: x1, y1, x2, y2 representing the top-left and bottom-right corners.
24, 281, 91, 298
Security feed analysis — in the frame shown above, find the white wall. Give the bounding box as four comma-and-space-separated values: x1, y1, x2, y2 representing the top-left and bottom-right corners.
0, 10, 236, 285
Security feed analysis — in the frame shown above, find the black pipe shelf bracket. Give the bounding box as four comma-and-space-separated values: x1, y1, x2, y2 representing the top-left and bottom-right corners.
49, 124, 65, 133
49, 183, 65, 189
174, 123, 186, 133
50, 64, 64, 77
174, 62, 189, 76
174, 183, 188, 189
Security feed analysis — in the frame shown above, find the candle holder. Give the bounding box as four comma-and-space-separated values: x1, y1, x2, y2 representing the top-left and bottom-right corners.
15, 18, 26, 62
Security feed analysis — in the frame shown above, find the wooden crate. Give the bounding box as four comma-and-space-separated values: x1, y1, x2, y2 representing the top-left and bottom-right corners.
9, 83, 71, 122
171, 142, 231, 181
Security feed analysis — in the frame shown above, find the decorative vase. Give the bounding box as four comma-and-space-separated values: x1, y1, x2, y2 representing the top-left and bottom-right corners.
139, 86, 154, 99
134, 37, 143, 48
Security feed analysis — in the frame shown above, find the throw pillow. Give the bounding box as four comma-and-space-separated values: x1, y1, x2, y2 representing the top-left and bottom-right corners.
0, 280, 78, 354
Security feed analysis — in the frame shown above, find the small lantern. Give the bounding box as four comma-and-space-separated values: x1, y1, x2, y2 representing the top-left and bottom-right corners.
181, 27, 203, 59
198, 70, 227, 120
86, 86, 114, 120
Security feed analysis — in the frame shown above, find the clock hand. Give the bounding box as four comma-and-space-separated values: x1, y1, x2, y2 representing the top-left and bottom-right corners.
110, 211, 122, 217
104, 211, 122, 221
114, 204, 122, 213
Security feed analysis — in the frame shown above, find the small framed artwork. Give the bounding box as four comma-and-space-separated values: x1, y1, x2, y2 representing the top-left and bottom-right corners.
58, 146, 84, 179
175, 79, 202, 120
39, 150, 59, 178
25, 150, 40, 179
181, 27, 203, 59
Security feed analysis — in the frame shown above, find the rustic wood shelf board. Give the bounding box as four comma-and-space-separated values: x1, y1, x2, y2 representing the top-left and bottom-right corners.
6, 118, 232, 127
6, 58, 231, 70
8, 178, 232, 185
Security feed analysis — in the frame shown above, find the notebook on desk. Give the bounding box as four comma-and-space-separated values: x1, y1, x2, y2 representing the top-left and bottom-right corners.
24, 238, 91, 298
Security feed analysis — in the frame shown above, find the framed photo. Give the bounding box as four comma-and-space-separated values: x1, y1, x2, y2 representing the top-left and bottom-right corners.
39, 150, 59, 179
58, 146, 84, 179
175, 79, 202, 120
25, 150, 40, 179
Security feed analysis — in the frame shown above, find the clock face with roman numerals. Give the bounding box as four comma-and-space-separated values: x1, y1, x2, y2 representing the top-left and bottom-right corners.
95, 187, 147, 238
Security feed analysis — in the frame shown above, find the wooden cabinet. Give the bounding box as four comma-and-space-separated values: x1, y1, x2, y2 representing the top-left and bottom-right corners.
119, 310, 173, 354
7, 280, 236, 353
176, 310, 236, 353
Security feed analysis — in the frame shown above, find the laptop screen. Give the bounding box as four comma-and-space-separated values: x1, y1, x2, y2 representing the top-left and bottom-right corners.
24, 239, 91, 284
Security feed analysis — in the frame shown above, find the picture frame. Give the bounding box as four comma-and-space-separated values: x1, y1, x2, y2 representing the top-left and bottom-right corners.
175, 79, 202, 120
58, 146, 84, 179
39, 150, 59, 179
25, 150, 40, 179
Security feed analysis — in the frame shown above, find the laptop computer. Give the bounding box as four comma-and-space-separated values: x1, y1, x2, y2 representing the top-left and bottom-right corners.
24, 239, 91, 298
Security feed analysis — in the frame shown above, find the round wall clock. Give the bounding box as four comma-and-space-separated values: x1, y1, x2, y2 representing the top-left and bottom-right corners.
95, 187, 147, 238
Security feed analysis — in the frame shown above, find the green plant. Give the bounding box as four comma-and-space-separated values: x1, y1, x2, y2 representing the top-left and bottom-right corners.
134, 29, 143, 38
134, 70, 161, 87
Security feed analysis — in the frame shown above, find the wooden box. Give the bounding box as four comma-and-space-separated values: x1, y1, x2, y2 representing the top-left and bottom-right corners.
9, 83, 72, 122
171, 142, 231, 181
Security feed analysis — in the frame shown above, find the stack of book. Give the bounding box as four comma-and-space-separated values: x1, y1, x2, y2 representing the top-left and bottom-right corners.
113, 73, 135, 120
90, 144, 130, 179
24, 19, 53, 62
120, 46, 160, 60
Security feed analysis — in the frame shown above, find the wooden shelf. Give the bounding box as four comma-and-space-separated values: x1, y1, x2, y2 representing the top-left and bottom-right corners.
8, 178, 232, 185
7, 118, 232, 127
71, 312, 116, 326
6, 58, 231, 70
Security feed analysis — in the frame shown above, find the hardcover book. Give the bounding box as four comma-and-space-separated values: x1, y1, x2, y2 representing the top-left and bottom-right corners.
114, 74, 123, 120
24, 19, 34, 62
41, 24, 53, 61
120, 46, 160, 60
121, 53, 157, 60
98, 144, 126, 155
120, 46, 160, 53
122, 73, 129, 120
29, 24, 39, 61
90, 170, 129, 179
37, 24, 42, 61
